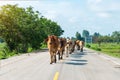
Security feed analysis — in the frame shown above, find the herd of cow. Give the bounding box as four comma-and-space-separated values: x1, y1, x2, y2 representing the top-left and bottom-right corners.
45, 35, 84, 64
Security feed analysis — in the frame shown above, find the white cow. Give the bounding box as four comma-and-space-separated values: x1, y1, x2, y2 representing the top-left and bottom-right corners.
65, 39, 76, 57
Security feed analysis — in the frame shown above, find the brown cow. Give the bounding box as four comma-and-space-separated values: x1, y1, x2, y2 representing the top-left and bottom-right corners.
75, 40, 84, 52
45, 35, 59, 64
76, 40, 80, 50
79, 41, 84, 52
57, 38, 67, 60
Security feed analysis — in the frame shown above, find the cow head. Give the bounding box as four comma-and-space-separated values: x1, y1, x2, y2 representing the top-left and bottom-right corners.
46, 35, 56, 45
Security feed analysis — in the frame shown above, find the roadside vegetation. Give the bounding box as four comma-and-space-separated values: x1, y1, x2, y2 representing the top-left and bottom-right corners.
86, 43, 120, 58
75, 30, 120, 58
0, 4, 120, 60
0, 4, 63, 59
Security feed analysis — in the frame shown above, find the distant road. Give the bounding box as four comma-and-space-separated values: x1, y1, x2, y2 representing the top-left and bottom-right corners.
0, 48, 120, 80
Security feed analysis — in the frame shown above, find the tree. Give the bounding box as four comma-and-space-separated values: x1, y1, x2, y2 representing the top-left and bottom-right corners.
111, 31, 120, 43
82, 30, 89, 38
40, 17, 64, 36
71, 37, 76, 41
0, 4, 26, 51
0, 4, 64, 53
92, 32, 101, 43
75, 32, 81, 40
22, 6, 46, 50
0, 37, 4, 43
93, 32, 100, 37
98, 35, 113, 43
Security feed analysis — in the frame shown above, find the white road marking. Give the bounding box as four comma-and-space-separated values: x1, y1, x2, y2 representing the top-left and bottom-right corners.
99, 55, 120, 65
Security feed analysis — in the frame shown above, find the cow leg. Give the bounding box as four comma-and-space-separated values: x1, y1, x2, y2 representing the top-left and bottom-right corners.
77, 45, 80, 50
69, 46, 72, 54
66, 48, 69, 57
71, 44, 75, 53
69, 51, 72, 54
81, 47, 83, 52
58, 51, 61, 60
60, 50, 64, 59
71, 48, 74, 53
54, 54, 56, 63
50, 52, 54, 64
50, 55, 53, 64
59, 51, 62, 60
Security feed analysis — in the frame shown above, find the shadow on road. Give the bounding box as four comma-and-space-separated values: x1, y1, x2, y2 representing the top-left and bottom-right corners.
65, 59, 88, 65
70, 59, 87, 62
64, 51, 88, 66
70, 51, 86, 58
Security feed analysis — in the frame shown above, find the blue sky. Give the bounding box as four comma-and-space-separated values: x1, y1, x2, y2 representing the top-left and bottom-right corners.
0, 0, 120, 37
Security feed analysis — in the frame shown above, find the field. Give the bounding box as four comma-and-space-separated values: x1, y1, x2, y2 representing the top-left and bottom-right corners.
86, 43, 120, 58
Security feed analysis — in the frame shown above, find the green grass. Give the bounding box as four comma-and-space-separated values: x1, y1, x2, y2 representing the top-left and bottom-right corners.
0, 43, 7, 59
0, 42, 6, 48
87, 43, 120, 58
40, 43, 47, 49
0, 43, 17, 59
0, 42, 48, 59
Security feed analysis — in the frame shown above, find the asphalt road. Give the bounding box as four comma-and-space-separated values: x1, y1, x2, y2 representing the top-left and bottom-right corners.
0, 48, 120, 80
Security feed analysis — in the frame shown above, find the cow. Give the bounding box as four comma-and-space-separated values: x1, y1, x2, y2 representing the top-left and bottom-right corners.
79, 41, 84, 52
45, 35, 59, 64
75, 40, 84, 52
65, 39, 76, 57
76, 40, 80, 50
57, 38, 67, 60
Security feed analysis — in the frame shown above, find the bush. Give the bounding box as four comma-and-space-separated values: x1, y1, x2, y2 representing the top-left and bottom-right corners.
86, 44, 91, 48
91, 47, 101, 51
1, 46, 17, 59
1, 46, 11, 59
96, 47, 101, 51
0, 38, 4, 43
40, 43, 47, 48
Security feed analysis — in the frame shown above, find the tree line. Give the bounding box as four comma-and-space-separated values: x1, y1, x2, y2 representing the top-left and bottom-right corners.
0, 4, 64, 54
93, 31, 120, 43
74, 30, 89, 41
75, 30, 120, 44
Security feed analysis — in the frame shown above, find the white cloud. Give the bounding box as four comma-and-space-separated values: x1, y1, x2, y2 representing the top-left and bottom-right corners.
69, 17, 77, 23
0, 0, 120, 37
43, 10, 58, 20
36, 1, 73, 20
87, 0, 102, 5
97, 12, 111, 18
87, 0, 120, 12
87, 0, 116, 18
87, 0, 103, 12
109, 3, 120, 11
37, 0, 85, 23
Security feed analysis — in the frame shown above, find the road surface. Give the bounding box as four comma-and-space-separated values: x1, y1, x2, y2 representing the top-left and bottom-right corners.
0, 48, 120, 80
